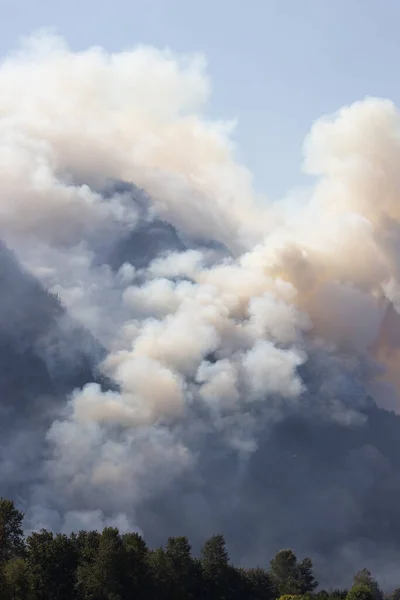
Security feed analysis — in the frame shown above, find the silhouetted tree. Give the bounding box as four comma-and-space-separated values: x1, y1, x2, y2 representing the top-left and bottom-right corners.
330, 590, 348, 600
270, 549, 317, 595
148, 547, 172, 600
122, 532, 151, 600
201, 534, 229, 573
241, 567, 275, 600
353, 569, 383, 600
165, 536, 196, 600
347, 584, 375, 600
77, 527, 124, 600
270, 549, 298, 595
390, 589, 400, 600
0, 495, 391, 600
3, 557, 29, 600
201, 534, 230, 600
297, 557, 318, 593
27, 530, 78, 600
0, 499, 25, 565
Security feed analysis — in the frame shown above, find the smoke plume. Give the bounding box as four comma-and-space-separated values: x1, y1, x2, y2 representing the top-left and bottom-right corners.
3, 31, 400, 587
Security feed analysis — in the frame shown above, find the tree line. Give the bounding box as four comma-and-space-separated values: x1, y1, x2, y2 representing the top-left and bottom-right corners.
0, 497, 396, 600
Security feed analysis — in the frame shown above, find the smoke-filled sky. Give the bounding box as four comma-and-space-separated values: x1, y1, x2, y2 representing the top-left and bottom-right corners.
3, 0, 400, 198
4, 2, 400, 590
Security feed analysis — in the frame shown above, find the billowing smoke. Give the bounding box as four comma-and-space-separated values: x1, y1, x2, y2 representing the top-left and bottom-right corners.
3, 31, 400, 588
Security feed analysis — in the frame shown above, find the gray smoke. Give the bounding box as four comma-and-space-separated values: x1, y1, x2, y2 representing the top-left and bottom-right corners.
3, 31, 400, 589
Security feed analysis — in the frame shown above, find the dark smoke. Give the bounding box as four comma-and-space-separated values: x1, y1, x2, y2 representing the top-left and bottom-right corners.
2, 33, 400, 589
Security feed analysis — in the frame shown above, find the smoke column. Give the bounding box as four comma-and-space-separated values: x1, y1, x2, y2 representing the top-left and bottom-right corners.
3, 31, 400, 586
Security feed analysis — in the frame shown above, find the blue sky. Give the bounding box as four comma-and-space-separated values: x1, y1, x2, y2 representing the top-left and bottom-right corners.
1, 0, 400, 199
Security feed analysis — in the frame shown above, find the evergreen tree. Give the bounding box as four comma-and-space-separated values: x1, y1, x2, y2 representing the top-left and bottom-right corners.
330, 590, 348, 600
77, 527, 124, 600
201, 534, 229, 574
270, 549, 299, 595
165, 536, 195, 600
201, 534, 230, 600
0, 498, 25, 565
353, 569, 383, 600
270, 549, 317, 595
244, 567, 275, 600
0, 495, 391, 600
148, 547, 172, 600
347, 584, 375, 600
390, 589, 400, 600
122, 532, 151, 600
27, 530, 78, 600
75, 530, 101, 564
296, 557, 318, 593
3, 557, 29, 600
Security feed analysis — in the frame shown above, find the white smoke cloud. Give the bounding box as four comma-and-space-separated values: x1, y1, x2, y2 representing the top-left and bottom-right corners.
4, 31, 400, 580
0, 30, 270, 254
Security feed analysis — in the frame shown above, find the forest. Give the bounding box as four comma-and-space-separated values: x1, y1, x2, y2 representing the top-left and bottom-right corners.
0, 497, 397, 600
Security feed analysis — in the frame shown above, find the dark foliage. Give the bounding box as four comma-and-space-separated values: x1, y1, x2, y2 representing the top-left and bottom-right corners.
0, 497, 393, 600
